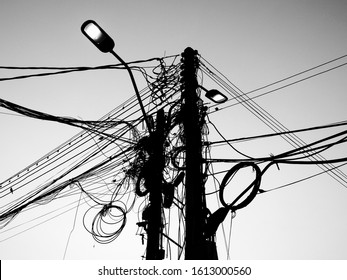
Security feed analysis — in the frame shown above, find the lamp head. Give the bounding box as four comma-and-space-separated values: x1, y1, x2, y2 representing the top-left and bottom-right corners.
81, 20, 115, 53
205, 89, 228, 104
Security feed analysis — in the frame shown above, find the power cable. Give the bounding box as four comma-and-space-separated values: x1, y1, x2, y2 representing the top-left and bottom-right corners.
0, 55, 179, 82
200, 55, 347, 188
208, 120, 347, 145
245, 53, 347, 96
0, 55, 182, 249
262, 162, 347, 194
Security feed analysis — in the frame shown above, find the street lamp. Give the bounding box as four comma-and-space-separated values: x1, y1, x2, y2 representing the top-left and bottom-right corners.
199, 86, 228, 104
81, 20, 115, 53
205, 89, 228, 104
81, 20, 152, 133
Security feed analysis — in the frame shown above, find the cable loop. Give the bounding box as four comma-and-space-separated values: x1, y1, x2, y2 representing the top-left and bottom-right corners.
219, 162, 261, 211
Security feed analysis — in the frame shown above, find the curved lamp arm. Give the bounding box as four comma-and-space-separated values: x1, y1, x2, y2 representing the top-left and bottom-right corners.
110, 50, 153, 134
81, 20, 152, 134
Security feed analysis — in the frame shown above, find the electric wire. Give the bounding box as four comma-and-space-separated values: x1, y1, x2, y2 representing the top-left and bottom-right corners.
200, 55, 347, 188
63, 189, 83, 259
0, 54, 183, 247
208, 120, 347, 146
262, 162, 347, 194
0, 55, 179, 82
1, 51, 347, 259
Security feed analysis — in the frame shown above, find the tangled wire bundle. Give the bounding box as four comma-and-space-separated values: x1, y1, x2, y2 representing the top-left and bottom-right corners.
83, 203, 127, 244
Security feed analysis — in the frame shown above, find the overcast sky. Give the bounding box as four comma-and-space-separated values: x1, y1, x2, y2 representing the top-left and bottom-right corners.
1, 0, 347, 260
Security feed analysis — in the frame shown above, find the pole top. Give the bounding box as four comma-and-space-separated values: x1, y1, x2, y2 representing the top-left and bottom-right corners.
182, 47, 198, 57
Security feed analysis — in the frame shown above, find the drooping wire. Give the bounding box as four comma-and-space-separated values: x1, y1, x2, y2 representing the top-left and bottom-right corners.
63, 189, 83, 259
206, 114, 255, 159
0, 55, 182, 248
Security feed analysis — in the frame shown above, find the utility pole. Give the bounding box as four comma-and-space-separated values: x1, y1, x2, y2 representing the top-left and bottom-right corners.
145, 109, 165, 260
180, 47, 207, 259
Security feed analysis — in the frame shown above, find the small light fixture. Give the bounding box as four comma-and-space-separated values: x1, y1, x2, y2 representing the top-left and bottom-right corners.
81, 20, 115, 53
200, 86, 228, 104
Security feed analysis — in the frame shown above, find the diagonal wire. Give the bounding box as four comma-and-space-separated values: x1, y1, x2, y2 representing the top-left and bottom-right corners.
200, 55, 347, 189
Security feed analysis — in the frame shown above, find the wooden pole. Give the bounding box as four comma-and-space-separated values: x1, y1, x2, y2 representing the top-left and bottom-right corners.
181, 47, 206, 259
